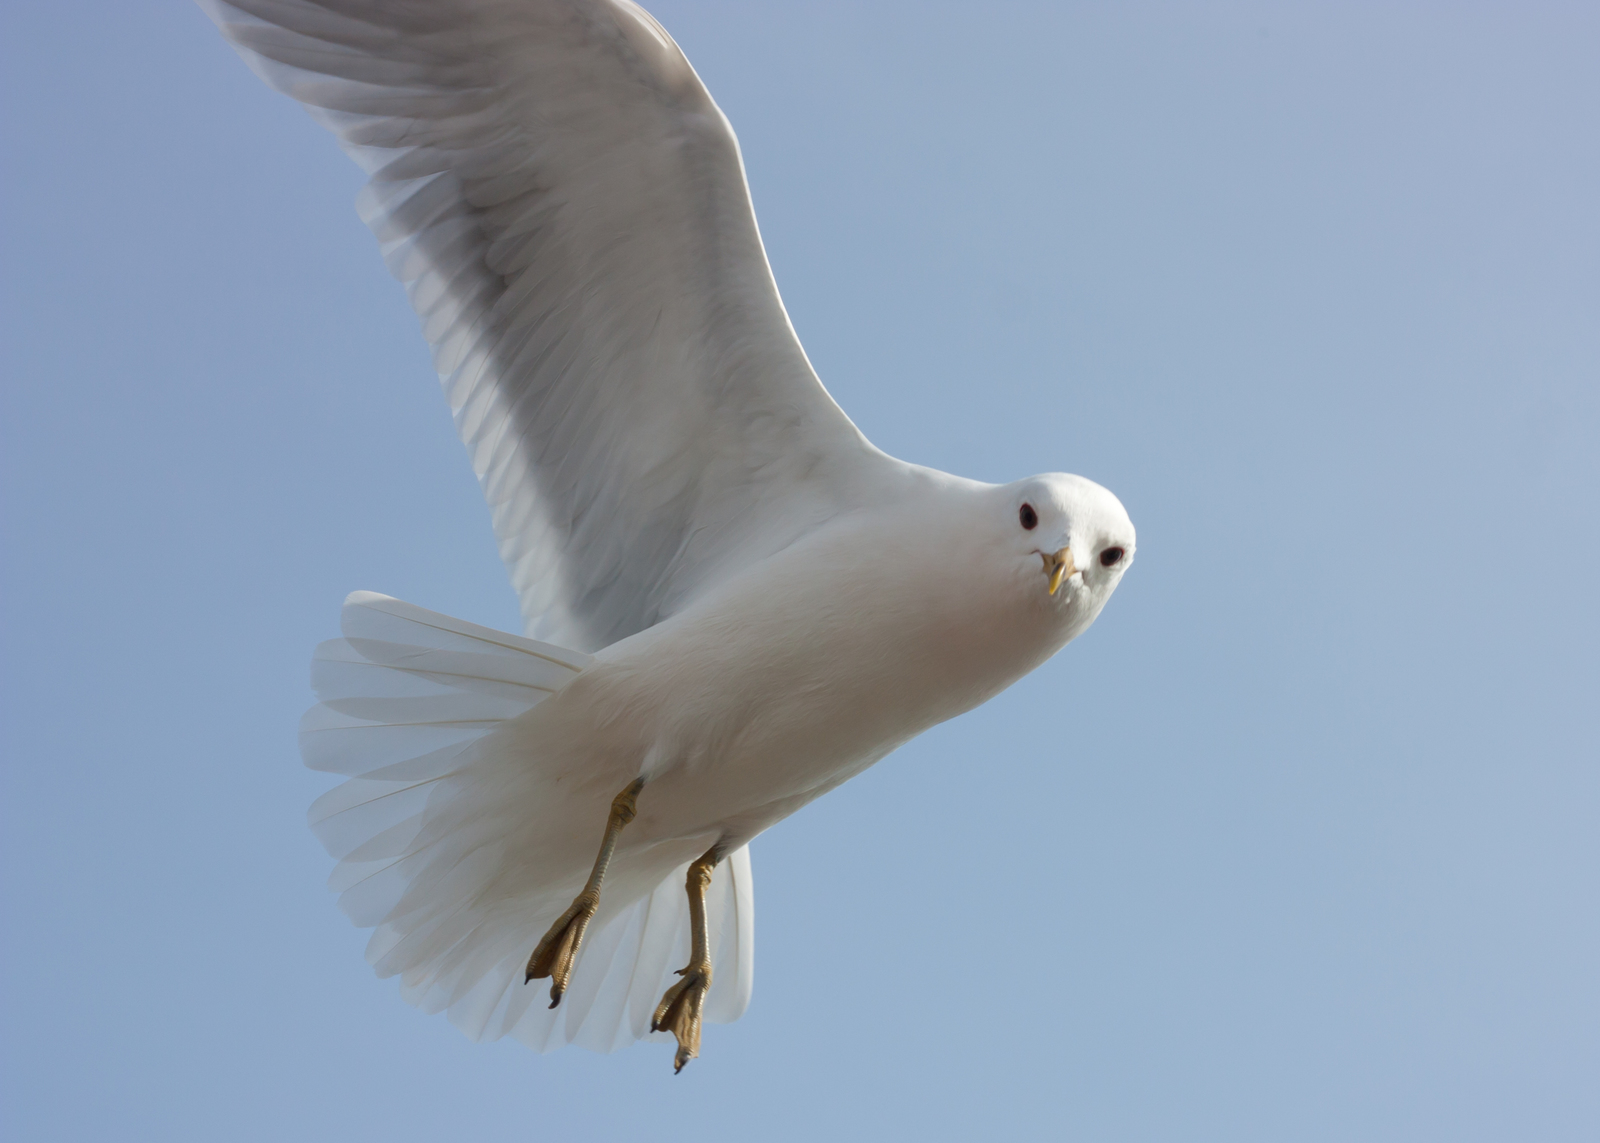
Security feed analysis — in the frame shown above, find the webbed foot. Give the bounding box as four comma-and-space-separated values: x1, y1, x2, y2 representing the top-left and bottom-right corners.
525, 895, 598, 1007
651, 849, 721, 1071
523, 778, 644, 1007
652, 962, 711, 1073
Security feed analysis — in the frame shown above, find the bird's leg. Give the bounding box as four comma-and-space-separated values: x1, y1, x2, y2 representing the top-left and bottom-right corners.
652, 845, 723, 1073
524, 777, 644, 1008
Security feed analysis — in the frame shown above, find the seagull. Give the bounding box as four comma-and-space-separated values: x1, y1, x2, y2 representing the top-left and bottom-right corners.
203, 0, 1136, 1071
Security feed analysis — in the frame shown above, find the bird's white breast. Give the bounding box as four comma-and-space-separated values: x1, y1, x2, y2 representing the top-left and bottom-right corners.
547, 498, 1087, 848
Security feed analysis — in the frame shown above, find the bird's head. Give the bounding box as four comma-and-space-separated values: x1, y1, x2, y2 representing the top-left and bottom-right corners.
1002, 472, 1135, 626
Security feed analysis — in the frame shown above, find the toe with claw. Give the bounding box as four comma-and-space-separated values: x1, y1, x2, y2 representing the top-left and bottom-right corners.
652, 963, 711, 1073
652, 848, 721, 1072
523, 778, 644, 1008
524, 895, 597, 1008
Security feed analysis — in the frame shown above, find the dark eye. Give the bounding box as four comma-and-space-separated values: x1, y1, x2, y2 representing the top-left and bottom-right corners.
1019, 503, 1038, 530
1099, 547, 1125, 567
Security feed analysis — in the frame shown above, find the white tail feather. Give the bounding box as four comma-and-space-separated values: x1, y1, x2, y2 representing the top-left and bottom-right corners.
301, 592, 754, 1052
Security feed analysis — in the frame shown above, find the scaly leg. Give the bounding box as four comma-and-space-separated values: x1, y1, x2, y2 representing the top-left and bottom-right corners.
652, 845, 723, 1072
524, 777, 644, 1008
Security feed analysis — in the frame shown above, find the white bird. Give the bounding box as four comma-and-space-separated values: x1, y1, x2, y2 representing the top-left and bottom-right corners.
203, 0, 1136, 1071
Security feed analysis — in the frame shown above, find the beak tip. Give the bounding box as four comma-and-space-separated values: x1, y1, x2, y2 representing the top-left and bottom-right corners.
1044, 547, 1076, 596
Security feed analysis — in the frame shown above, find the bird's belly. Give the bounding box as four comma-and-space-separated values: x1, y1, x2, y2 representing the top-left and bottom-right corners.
576, 538, 1069, 848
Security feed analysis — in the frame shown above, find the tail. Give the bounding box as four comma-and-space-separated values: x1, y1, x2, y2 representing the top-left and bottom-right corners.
301, 591, 755, 1052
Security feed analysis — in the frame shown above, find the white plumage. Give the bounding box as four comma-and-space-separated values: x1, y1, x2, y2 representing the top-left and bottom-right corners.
203, 0, 1137, 1062
203, 0, 876, 653
302, 591, 752, 1050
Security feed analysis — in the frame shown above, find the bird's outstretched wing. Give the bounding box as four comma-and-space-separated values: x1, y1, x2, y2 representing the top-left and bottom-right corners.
203, 0, 889, 650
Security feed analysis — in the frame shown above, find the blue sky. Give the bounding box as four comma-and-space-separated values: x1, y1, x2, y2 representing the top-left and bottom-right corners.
3, 3, 1597, 1140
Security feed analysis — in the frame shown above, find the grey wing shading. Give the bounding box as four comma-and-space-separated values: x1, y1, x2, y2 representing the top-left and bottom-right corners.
203, 0, 892, 650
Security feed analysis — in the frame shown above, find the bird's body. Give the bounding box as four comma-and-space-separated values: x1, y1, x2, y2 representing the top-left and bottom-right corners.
206, 0, 1137, 1063
547, 466, 1114, 857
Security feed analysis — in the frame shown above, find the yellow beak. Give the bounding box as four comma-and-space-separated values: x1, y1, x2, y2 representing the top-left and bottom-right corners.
1042, 547, 1076, 595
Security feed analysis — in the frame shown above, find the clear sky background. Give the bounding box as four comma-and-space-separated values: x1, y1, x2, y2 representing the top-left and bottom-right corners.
3, 3, 1597, 1140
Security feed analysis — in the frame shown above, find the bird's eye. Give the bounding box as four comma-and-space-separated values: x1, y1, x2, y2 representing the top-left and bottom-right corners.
1099, 547, 1125, 567
1019, 503, 1038, 530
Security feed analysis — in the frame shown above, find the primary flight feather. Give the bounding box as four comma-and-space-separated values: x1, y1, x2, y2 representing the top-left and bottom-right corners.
203, 0, 1136, 1070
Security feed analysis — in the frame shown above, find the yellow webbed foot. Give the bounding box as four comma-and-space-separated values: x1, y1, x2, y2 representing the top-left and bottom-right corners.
652, 963, 711, 1073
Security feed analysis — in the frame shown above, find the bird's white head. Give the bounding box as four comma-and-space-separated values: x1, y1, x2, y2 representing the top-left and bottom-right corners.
1002, 472, 1135, 632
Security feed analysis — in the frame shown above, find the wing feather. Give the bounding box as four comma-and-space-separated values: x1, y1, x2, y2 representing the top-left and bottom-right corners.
202, 0, 891, 650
